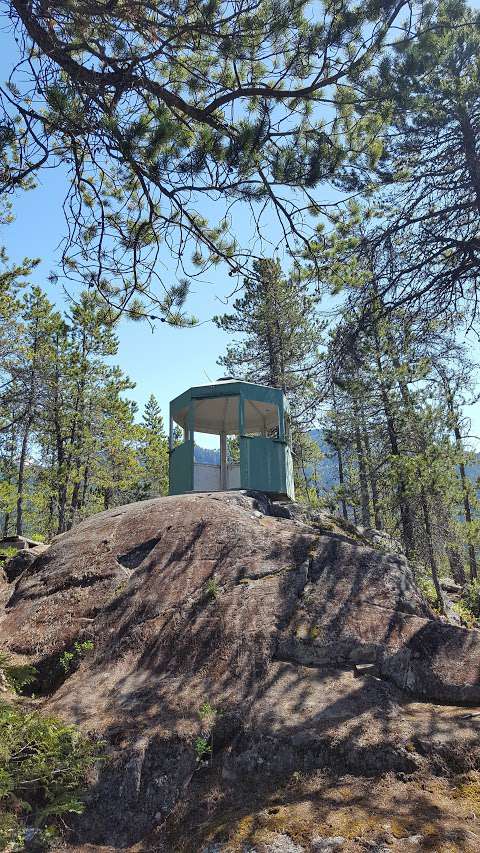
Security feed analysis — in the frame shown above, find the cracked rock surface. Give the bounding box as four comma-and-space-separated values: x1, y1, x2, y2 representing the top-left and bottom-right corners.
1, 492, 480, 851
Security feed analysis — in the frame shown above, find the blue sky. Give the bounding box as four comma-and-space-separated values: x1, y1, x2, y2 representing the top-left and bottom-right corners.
1, 14, 479, 449
0, 168, 265, 441
0, 160, 235, 415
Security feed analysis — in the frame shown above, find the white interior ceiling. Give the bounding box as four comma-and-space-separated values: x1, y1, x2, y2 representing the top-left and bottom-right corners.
173, 396, 279, 435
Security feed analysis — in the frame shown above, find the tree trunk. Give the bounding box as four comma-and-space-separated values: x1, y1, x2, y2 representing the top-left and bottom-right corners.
352, 391, 370, 527
372, 327, 415, 556
79, 462, 90, 513
420, 487, 445, 613
16, 421, 32, 536
444, 381, 477, 580
3, 420, 15, 537
46, 493, 56, 540
331, 386, 348, 519
68, 476, 81, 529
458, 107, 480, 216
361, 409, 383, 530
57, 485, 68, 534
446, 545, 467, 586
15, 310, 41, 536
354, 423, 371, 527
51, 333, 68, 535
460, 461, 478, 582
336, 446, 348, 520
457, 456, 477, 581
54, 408, 67, 534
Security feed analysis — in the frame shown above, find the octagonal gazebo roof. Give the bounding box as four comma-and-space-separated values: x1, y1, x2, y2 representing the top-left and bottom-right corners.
170, 378, 286, 436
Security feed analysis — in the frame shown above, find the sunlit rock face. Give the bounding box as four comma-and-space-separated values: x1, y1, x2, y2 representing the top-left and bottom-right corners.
1, 491, 480, 850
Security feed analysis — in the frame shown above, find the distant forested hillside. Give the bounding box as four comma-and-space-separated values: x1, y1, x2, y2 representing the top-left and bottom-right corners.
309, 431, 480, 498
465, 458, 480, 489
194, 433, 480, 498
194, 446, 220, 465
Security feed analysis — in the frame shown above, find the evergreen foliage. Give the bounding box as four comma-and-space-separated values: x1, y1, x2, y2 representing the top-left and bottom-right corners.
0, 0, 480, 662
0, 257, 169, 539
216, 229, 480, 610
313, 238, 480, 608
215, 257, 326, 490
215, 258, 326, 429
0, 0, 412, 315
0, 701, 101, 850
333, 0, 480, 322
2, 2, 480, 845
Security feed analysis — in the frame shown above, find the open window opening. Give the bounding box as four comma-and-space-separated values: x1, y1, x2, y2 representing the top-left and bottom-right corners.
170, 405, 188, 449
243, 399, 280, 438
172, 424, 185, 447
227, 435, 240, 464
193, 431, 220, 491
194, 432, 220, 465
192, 396, 241, 492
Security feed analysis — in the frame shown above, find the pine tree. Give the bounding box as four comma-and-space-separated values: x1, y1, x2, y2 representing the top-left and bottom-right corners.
352, 0, 480, 321
13, 288, 58, 535
434, 360, 480, 581
94, 377, 141, 511
2, 0, 410, 311
319, 283, 478, 610
0, 279, 166, 538
215, 259, 326, 430
136, 395, 169, 499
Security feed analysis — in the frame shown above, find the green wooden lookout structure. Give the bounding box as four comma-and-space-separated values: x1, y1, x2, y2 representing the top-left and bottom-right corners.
169, 378, 295, 500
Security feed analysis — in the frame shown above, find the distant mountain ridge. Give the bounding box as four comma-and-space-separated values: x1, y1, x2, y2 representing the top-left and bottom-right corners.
309, 429, 480, 493
194, 445, 220, 464
465, 456, 480, 487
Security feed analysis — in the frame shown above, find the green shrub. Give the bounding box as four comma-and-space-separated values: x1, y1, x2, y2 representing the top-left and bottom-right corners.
417, 576, 438, 607
462, 579, 480, 618
452, 600, 477, 628
205, 578, 219, 601
0, 546, 18, 561
59, 641, 94, 675
198, 701, 220, 725
195, 702, 221, 765
0, 812, 23, 850
0, 651, 37, 694
0, 701, 102, 850
194, 736, 211, 762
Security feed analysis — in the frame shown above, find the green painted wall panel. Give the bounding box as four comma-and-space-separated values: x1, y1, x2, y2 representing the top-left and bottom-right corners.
240, 436, 294, 499
169, 440, 194, 494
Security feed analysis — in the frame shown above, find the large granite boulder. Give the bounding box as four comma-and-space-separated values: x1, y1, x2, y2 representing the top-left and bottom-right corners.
276, 536, 480, 703
1, 492, 480, 851
3, 543, 48, 582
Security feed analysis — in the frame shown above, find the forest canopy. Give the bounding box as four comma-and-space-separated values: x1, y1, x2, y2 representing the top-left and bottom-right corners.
324, 0, 480, 322
0, 255, 169, 538
0, 0, 414, 317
